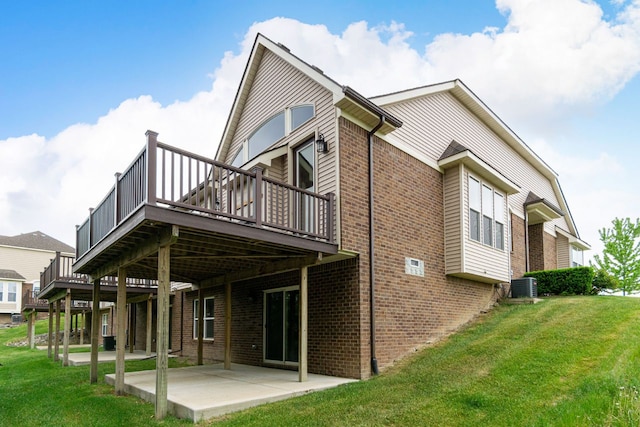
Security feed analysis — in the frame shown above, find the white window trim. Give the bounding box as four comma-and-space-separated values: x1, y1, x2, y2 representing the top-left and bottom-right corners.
193, 297, 215, 341
468, 173, 506, 251
231, 103, 315, 167
101, 313, 108, 337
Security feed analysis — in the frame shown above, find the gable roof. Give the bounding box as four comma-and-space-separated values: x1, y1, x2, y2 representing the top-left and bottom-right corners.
0, 269, 26, 281
371, 80, 587, 244
0, 231, 74, 254
215, 33, 402, 163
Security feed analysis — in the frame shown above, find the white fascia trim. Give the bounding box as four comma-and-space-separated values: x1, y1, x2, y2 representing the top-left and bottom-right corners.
258, 36, 344, 101
370, 81, 457, 105
555, 227, 591, 251
244, 145, 288, 171
439, 151, 520, 194
384, 134, 441, 171
373, 79, 559, 182
509, 206, 525, 220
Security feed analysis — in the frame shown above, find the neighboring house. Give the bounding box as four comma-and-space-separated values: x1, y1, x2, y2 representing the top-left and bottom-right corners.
0, 231, 75, 323
73, 33, 589, 391
0, 231, 75, 284
0, 269, 25, 323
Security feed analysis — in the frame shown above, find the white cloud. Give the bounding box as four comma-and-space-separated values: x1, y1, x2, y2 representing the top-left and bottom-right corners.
2, 0, 640, 252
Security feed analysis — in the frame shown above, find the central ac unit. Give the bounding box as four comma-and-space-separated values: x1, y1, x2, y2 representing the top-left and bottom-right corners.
511, 277, 537, 298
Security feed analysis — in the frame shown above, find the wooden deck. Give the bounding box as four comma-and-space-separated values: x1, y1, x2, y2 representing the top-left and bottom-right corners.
73, 131, 338, 283
32, 252, 157, 308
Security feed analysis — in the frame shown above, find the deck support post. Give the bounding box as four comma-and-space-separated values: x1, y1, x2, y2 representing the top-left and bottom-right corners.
155, 244, 170, 420
299, 266, 308, 382
224, 280, 231, 370
115, 268, 127, 395
54, 299, 61, 362
90, 278, 101, 384
197, 287, 204, 365
80, 311, 85, 345
128, 304, 135, 353
63, 288, 71, 366
27, 310, 36, 349
146, 294, 153, 356
47, 303, 54, 358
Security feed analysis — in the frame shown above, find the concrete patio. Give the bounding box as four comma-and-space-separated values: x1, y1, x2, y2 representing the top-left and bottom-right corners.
36, 345, 161, 366
63, 349, 159, 366
105, 363, 357, 422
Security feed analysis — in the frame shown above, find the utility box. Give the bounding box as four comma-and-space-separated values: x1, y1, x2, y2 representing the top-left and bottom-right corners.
103, 336, 116, 351
511, 277, 537, 298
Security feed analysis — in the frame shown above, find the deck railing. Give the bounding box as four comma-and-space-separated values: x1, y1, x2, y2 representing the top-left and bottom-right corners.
40, 252, 157, 289
76, 131, 335, 259
41, 252, 89, 287
22, 290, 89, 309
22, 290, 49, 308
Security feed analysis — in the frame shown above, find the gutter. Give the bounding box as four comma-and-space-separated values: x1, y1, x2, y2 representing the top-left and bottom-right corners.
368, 115, 386, 376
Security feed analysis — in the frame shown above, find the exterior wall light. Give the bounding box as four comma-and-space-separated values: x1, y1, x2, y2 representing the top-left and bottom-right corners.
316, 133, 328, 153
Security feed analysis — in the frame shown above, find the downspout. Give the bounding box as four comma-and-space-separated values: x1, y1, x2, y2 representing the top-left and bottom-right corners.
368, 116, 385, 375
524, 207, 530, 273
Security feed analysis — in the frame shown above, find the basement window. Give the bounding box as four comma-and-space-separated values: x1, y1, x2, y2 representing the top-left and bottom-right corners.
193, 297, 214, 340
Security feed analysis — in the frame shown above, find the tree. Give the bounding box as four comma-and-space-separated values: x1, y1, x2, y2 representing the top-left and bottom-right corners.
592, 217, 640, 296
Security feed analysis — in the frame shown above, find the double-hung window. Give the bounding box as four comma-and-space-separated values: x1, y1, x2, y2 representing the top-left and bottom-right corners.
469, 175, 506, 250
193, 297, 214, 340
101, 314, 108, 337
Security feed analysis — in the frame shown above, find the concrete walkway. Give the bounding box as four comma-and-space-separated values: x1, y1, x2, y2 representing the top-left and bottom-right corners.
63, 350, 158, 366
35, 345, 159, 366
105, 363, 356, 422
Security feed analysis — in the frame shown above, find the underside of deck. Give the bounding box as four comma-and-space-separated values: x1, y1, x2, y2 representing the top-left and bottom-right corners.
73, 203, 337, 283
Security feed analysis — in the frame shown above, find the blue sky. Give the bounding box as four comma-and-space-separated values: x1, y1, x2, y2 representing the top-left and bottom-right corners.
0, 1, 507, 139
1, 0, 639, 263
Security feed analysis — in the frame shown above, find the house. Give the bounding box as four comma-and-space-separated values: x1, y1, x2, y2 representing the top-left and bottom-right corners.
71, 34, 589, 418
0, 269, 26, 323
0, 231, 75, 324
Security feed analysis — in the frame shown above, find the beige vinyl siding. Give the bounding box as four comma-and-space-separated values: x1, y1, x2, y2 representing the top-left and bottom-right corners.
382, 93, 570, 233
266, 155, 287, 182
443, 164, 463, 274
0, 279, 22, 314
224, 50, 337, 197
556, 234, 571, 269
461, 167, 510, 283
0, 246, 68, 282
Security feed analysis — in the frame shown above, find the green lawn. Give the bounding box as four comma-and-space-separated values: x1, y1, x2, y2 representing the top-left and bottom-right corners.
2, 296, 640, 426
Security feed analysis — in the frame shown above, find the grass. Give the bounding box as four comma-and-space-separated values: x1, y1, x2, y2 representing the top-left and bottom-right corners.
2, 296, 640, 426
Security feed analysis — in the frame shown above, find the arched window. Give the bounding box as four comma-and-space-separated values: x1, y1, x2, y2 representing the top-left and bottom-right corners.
248, 112, 285, 158
230, 104, 315, 167
291, 104, 314, 130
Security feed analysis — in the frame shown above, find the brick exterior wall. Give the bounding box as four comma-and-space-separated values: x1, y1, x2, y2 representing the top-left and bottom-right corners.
169, 116, 561, 380
338, 117, 497, 377
174, 259, 362, 378
528, 223, 558, 272
544, 230, 558, 271
510, 214, 527, 279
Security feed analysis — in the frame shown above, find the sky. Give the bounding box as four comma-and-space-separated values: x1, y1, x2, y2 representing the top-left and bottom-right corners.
1, 0, 639, 264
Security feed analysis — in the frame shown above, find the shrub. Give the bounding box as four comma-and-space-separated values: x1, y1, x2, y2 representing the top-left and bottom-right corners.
591, 269, 620, 295
524, 266, 594, 296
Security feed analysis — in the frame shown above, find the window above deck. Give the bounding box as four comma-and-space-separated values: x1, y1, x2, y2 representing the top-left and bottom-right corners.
231, 104, 315, 167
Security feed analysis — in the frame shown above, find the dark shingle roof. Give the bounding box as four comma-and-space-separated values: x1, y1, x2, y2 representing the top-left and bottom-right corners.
0, 231, 74, 253
439, 140, 470, 161
0, 269, 26, 281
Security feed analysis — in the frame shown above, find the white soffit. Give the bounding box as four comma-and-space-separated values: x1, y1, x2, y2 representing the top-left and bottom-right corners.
438, 150, 520, 195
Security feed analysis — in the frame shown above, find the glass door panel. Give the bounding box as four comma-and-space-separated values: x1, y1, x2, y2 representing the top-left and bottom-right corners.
265, 291, 284, 361
264, 288, 299, 364
295, 140, 315, 233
